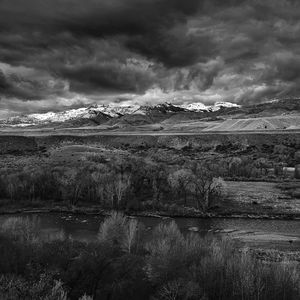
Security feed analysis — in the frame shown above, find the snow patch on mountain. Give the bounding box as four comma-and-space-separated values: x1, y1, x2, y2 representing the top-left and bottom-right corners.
180, 101, 240, 112
29, 108, 91, 122
89, 104, 142, 117
180, 102, 208, 111
211, 101, 241, 111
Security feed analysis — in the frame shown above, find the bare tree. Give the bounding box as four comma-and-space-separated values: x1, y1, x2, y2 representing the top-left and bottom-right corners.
168, 169, 194, 206
122, 218, 138, 253
114, 172, 131, 209
191, 162, 227, 211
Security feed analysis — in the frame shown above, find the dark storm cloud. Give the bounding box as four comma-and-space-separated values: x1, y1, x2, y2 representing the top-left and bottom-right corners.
61, 58, 156, 93
0, 0, 299, 116
0, 0, 200, 36
0, 63, 68, 100
264, 52, 300, 82
126, 25, 217, 67
0, 0, 202, 67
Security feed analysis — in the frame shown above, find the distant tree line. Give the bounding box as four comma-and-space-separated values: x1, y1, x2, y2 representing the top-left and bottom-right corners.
0, 154, 228, 212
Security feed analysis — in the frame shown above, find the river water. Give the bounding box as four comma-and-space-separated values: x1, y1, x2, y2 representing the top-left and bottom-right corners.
0, 213, 299, 250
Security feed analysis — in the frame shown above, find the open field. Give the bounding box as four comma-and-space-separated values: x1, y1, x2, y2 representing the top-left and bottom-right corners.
1, 125, 300, 136
1, 129, 300, 136
0, 130, 300, 157
223, 181, 300, 215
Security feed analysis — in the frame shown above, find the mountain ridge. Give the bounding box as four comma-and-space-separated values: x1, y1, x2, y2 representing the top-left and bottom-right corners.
0, 98, 299, 128
0, 101, 240, 126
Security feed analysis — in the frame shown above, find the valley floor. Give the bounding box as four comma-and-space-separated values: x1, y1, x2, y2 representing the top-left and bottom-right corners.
1, 128, 300, 136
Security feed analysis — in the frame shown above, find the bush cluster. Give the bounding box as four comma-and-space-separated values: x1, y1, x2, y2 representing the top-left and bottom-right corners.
0, 214, 299, 300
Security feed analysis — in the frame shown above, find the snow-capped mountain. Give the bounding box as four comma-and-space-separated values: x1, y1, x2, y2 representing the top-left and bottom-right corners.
180, 102, 208, 111
211, 101, 241, 111
2, 107, 96, 126
180, 101, 240, 112
1, 98, 298, 128
1, 104, 143, 126
0, 101, 240, 126
141, 102, 185, 113
88, 104, 142, 117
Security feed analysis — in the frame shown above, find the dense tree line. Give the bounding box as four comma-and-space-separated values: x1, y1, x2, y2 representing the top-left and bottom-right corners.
0, 154, 228, 212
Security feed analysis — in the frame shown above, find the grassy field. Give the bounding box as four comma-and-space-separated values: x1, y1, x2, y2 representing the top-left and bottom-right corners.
224, 181, 300, 215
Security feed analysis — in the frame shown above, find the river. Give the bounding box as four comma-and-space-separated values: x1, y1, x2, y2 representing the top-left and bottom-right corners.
0, 212, 300, 251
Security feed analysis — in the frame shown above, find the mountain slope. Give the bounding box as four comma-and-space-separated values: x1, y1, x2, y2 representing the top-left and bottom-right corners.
204, 116, 300, 131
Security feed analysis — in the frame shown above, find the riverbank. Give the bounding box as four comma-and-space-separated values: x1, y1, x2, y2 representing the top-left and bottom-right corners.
1, 210, 300, 258
1, 213, 299, 300
1, 203, 300, 220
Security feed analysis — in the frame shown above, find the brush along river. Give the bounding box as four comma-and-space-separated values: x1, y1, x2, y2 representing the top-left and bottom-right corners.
0, 213, 299, 252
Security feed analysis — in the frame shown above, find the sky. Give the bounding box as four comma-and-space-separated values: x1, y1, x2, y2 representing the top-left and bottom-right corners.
0, 0, 299, 117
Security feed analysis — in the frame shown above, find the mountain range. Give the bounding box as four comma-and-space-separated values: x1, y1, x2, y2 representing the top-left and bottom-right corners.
0, 102, 240, 127
0, 98, 299, 129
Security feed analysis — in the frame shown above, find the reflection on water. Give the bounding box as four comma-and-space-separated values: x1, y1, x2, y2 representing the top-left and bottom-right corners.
0, 213, 299, 249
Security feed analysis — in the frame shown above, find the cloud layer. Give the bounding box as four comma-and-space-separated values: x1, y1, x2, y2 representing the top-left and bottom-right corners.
0, 0, 299, 116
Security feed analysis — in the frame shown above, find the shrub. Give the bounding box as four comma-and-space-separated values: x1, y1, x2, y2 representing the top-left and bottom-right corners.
83, 152, 107, 164
145, 221, 186, 284
0, 274, 67, 300
0, 216, 41, 243
156, 279, 207, 300
98, 213, 141, 253
79, 295, 93, 300
98, 212, 127, 246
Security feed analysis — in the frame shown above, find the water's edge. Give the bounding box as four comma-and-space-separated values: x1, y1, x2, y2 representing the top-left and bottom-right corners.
1, 207, 300, 221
